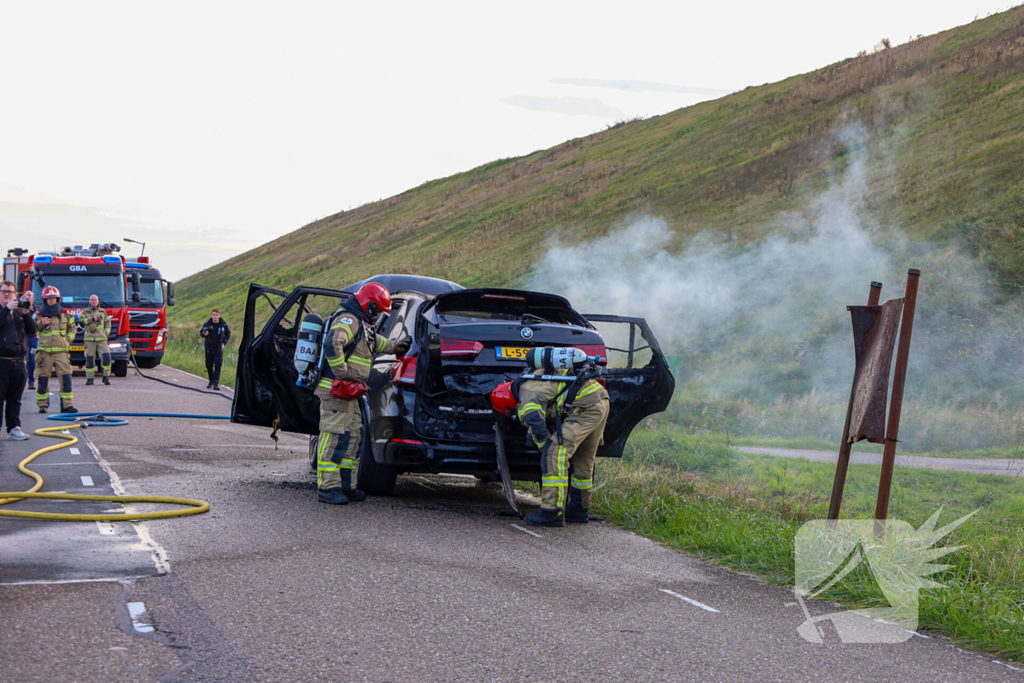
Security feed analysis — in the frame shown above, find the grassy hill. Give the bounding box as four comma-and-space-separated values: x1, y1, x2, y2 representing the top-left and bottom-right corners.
175, 5, 1024, 329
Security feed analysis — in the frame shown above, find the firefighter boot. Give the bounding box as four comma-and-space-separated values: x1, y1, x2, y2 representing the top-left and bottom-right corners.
102, 376, 110, 385
524, 507, 565, 527
86, 378, 94, 386
340, 469, 366, 502
565, 488, 589, 524
317, 488, 349, 505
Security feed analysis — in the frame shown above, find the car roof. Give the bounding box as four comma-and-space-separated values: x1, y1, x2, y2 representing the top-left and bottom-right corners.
342, 274, 464, 297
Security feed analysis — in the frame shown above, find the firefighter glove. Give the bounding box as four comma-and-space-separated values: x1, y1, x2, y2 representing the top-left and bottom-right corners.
395, 335, 412, 356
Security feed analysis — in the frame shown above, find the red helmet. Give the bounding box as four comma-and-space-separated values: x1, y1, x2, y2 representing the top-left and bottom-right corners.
490, 381, 517, 416
354, 282, 392, 318
41, 286, 61, 300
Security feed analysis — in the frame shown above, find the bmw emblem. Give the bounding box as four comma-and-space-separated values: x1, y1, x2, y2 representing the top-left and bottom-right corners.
520, 327, 534, 339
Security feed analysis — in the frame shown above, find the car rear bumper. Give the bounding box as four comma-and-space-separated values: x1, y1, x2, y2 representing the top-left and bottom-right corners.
373, 437, 544, 480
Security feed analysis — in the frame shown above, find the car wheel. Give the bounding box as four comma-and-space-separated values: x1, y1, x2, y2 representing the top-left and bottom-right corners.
356, 428, 397, 496
135, 356, 160, 369
113, 359, 129, 377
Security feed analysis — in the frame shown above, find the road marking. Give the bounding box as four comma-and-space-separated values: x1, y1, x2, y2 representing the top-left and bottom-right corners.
84, 436, 171, 574
166, 448, 202, 452
661, 589, 721, 613
69, 447, 80, 455
96, 522, 116, 535
0, 575, 153, 587
61, 430, 70, 434
126, 602, 155, 633
81, 476, 95, 486
510, 523, 542, 538
994, 661, 1021, 671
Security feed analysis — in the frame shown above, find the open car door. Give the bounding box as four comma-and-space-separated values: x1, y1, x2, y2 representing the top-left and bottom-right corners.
231, 284, 349, 434
582, 314, 676, 457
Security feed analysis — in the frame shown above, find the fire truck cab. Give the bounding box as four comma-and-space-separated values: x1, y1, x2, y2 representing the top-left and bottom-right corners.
125, 257, 174, 369
5, 244, 134, 377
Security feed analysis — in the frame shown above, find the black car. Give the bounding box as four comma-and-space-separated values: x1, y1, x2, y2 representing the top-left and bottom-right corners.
231, 275, 675, 495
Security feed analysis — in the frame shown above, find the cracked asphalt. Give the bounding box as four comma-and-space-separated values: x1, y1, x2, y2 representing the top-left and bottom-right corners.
1, 366, 1021, 682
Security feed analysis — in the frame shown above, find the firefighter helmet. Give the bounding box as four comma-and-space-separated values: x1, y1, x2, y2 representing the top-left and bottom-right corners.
41, 285, 61, 300
354, 282, 392, 318
490, 381, 517, 416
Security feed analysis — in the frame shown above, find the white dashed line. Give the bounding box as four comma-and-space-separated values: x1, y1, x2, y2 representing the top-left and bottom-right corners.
96, 522, 115, 535
126, 602, 155, 633
661, 589, 721, 613
510, 523, 542, 538
166, 448, 203, 452
80, 476, 94, 486
61, 430, 70, 434
69, 447, 80, 455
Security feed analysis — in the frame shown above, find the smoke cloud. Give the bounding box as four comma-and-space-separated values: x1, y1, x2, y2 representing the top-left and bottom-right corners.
528, 127, 1024, 450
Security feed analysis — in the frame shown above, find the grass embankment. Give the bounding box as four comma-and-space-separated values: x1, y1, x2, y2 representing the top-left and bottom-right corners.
161, 326, 238, 389
593, 428, 1024, 660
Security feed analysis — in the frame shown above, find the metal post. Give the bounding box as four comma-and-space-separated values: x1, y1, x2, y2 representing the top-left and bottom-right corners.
827, 281, 884, 520
875, 269, 920, 527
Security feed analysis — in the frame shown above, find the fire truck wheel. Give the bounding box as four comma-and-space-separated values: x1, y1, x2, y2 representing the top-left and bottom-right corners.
135, 356, 160, 369
113, 359, 129, 377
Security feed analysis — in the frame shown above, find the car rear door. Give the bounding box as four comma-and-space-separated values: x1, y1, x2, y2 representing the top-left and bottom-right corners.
231, 284, 348, 433
583, 314, 676, 457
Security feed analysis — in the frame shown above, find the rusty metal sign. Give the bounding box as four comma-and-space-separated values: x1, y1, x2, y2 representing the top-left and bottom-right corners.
847, 298, 904, 444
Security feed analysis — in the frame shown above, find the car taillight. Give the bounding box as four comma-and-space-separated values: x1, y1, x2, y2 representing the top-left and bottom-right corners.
440, 338, 484, 358
578, 344, 608, 366
391, 355, 417, 386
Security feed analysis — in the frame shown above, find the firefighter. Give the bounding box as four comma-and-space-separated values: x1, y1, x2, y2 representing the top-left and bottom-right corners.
517, 348, 609, 527
313, 283, 411, 504
83, 294, 111, 385
35, 286, 78, 414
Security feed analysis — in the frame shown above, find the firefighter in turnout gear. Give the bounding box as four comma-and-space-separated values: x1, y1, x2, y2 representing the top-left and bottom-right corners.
313, 283, 411, 504
517, 347, 609, 527
35, 286, 78, 414
83, 294, 111, 385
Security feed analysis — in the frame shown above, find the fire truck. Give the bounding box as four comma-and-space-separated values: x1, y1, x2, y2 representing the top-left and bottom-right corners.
124, 256, 174, 368
4, 244, 135, 376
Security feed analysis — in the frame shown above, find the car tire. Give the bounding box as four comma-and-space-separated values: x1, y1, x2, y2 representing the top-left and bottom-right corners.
113, 359, 129, 377
356, 427, 398, 496
135, 356, 160, 369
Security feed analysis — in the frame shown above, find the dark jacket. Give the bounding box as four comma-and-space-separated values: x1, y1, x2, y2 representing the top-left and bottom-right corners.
0, 305, 38, 359
201, 318, 231, 354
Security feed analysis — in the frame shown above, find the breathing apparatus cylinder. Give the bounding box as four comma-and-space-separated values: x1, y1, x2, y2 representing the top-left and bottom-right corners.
525, 346, 597, 373
294, 313, 324, 388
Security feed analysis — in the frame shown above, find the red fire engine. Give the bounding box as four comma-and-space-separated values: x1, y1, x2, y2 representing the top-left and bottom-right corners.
124, 256, 174, 368
4, 244, 134, 376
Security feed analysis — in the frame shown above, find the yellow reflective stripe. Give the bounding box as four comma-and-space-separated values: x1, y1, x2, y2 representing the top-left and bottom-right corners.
347, 355, 372, 367
317, 433, 331, 460
59, 393, 73, 399
541, 476, 569, 485
327, 356, 347, 367
556, 391, 567, 411
517, 402, 543, 419
576, 382, 600, 398
317, 462, 340, 472
340, 458, 358, 470
571, 477, 593, 489
318, 379, 333, 389
375, 335, 388, 352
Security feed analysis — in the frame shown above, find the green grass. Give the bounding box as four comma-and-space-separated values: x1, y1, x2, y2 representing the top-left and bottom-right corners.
161, 326, 238, 389
593, 428, 1024, 660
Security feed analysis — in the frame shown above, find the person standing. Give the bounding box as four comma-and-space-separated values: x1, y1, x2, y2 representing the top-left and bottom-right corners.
313, 283, 410, 504
83, 294, 111, 386
0, 281, 36, 440
200, 309, 231, 390
516, 347, 610, 527
21, 290, 37, 391
35, 286, 77, 414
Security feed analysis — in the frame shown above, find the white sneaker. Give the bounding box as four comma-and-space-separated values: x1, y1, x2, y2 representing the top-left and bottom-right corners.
8, 427, 29, 441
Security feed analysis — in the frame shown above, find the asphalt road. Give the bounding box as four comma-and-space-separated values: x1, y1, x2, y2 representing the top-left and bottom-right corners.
1, 366, 1021, 682
737, 447, 1024, 477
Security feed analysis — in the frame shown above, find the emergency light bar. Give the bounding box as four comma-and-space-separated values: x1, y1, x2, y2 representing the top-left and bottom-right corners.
103, 256, 121, 263
33, 255, 52, 263
125, 262, 149, 269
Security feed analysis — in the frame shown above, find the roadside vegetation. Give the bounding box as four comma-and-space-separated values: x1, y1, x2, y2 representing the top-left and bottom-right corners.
594, 427, 1024, 661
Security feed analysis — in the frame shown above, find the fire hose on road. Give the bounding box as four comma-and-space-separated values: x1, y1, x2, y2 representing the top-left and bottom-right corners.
0, 412, 225, 522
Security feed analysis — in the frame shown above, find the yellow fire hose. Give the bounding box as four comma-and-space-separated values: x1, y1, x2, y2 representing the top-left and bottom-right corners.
0, 424, 209, 521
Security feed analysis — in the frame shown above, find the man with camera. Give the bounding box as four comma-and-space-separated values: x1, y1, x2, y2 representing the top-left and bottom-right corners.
0, 280, 37, 440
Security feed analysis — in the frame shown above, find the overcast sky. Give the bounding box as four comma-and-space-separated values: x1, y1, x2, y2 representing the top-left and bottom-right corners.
0, 1, 1016, 281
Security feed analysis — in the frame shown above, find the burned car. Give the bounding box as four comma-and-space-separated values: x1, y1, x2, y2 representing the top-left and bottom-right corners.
231, 274, 674, 495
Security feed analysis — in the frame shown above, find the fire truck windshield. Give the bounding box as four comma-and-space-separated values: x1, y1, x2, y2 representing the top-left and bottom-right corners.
32, 274, 126, 308
138, 278, 164, 306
